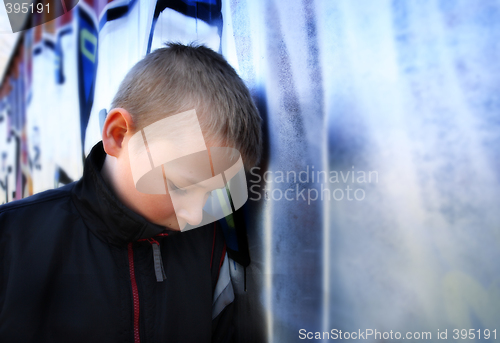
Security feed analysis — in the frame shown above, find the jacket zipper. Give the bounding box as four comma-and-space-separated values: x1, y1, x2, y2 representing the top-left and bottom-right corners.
127, 233, 169, 343
128, 242, 141, 343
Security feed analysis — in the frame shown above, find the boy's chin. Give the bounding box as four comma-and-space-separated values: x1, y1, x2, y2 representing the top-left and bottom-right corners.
164, 219, 183, 232
155, 216, 197, 232
150, 215, 182, 232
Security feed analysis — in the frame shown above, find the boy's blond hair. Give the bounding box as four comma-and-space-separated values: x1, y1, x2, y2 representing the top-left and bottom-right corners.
110, 42, 262, 170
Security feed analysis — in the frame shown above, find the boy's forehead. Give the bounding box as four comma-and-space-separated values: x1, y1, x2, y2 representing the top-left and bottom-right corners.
138, 109, 206, 163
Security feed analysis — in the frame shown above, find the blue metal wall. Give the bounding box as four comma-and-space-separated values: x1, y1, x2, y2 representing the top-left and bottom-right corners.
234, 0, 500, 341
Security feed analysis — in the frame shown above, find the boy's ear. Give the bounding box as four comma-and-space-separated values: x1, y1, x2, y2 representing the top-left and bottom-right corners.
102, 108, 135, 157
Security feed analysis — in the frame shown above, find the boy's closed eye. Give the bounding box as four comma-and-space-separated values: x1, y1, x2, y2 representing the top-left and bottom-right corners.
167, 178, 213, 198
166, 179, 187, 195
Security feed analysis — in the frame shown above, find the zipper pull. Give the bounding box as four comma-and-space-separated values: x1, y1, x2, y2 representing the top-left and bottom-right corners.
147, 238, 166, 282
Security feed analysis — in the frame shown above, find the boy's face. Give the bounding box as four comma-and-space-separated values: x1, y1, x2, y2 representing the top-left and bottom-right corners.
111, 133, 181, 231
121, 109, 246, 232
118, 135, 220, 231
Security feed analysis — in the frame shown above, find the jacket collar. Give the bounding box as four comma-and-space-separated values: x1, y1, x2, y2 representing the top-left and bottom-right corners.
71, 141, 171, 246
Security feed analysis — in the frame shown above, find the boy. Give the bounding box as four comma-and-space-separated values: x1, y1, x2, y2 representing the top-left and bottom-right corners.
0, 43, 262, 342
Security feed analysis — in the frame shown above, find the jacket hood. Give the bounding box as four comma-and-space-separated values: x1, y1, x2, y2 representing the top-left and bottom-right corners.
71, 141, 172, 246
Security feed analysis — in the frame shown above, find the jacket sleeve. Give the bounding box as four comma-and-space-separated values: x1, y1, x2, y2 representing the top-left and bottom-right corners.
211, 253, 235, 343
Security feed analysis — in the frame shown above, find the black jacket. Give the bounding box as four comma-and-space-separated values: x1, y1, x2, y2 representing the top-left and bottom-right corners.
0, 142, 234, 343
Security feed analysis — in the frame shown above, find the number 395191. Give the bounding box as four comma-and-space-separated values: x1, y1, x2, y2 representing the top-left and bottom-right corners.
453, 329, 496, 340
5, 2, 49, 13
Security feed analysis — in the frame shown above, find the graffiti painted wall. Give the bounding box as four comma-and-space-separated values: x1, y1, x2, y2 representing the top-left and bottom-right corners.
1, 0, 500, 342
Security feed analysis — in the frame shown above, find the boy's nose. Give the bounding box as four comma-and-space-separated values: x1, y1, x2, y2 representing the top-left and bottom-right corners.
177, 202, 204, 227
